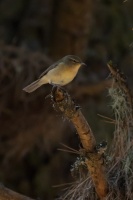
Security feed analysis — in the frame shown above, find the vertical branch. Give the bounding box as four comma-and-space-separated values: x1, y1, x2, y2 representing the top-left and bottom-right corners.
51, 87, 109, 199
107, 62, 133, 199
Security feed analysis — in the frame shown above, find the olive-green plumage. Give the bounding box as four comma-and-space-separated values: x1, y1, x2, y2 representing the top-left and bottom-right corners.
23, 55, 86, 93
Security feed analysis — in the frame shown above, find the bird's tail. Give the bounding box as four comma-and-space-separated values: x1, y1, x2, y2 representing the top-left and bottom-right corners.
23, 79, 42, 93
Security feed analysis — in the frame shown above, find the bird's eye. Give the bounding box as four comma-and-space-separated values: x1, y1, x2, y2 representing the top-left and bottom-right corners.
72, 59, 78, 63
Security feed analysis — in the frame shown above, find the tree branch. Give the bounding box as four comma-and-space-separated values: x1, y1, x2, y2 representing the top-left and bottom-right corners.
0, 185, 34, 200
51, 87, 109, 199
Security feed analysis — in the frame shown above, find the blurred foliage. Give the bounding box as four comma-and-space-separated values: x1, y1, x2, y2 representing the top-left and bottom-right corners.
0, 0, 133, 199
89, 0, 133, 63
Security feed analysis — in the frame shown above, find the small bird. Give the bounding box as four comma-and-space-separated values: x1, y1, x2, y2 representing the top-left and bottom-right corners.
23, 55, 86, 93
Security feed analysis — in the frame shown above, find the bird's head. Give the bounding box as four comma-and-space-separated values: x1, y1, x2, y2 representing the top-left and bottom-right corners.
62, 55, 86, 68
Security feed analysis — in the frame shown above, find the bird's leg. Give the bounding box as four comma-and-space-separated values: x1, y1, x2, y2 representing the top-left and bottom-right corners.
50, 83, 65, 92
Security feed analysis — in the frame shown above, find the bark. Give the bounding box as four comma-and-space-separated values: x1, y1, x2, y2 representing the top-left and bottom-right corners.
51, 87, 109, 199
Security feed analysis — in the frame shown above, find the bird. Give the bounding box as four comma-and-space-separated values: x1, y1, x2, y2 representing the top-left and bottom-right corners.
23, 55, 86, 93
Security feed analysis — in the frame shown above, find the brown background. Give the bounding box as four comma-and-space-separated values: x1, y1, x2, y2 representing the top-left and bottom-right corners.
0, 0, 133, 199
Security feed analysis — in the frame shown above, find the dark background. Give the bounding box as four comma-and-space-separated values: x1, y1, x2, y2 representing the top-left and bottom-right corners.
0, 0, 133, 199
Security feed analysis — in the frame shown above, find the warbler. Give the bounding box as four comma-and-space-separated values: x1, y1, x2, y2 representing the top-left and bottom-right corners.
23, 55, 86, 93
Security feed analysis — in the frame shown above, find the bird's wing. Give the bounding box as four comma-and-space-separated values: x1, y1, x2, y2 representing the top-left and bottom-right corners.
39, 63, 58, 79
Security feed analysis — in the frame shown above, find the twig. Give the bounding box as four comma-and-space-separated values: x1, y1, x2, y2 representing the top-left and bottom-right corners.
97, 114, 116, 124
58, 143, 80, 154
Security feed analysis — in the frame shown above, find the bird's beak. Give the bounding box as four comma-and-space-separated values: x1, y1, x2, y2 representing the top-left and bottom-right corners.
81, 63, 87, 67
